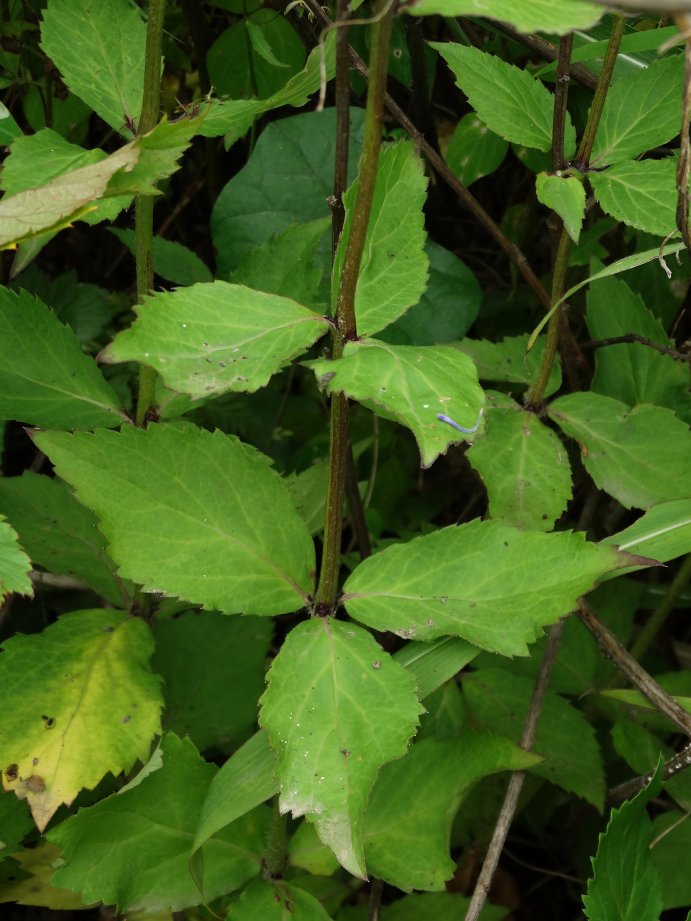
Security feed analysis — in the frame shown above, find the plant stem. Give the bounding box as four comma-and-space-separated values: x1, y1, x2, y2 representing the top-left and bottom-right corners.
315, 0, 393, 607
263, 798, 288, 878
609, 739, 691, 803
675, 13, 691, 250
134, 0, 167, 427
629, 553, 691, 663
574, 15, 625, 169
464, 621, 564, 921
526, 17, 624, 407
301, 0, 553, 314
578, 599, 691, 737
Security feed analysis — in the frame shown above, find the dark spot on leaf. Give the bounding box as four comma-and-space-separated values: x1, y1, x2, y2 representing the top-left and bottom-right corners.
341, 749, 351, 758
5, 763, 18, 782
122, 715, 131, 724
32, 757, 39, 766
25, 775, 45, 793
103, 626, 114, 633
42, 715, 55, 729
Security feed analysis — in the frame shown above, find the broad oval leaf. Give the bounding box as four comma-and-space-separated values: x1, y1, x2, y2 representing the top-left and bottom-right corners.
363, 733, 540, 891
446, 113, 508, 188
455, 335, 562, 396
591, 54, 684, 166
548, 392, 691, 509
536, 172, 585, 243
0, 609, 162, 831
0, 514, 32, 601
342, 520, 636, 655
0, 288, 126, 429
589, 159, 676, 235
307, 339, 485, 468
463, 668, 605, 808
431, 43, 575, 154
102, 282, 330, 399
583, 767, 664, 920
408, 0, 604, 34
333, 141, 429, 336
0, 144, 138, 250
259, 618, 423, 879
0, 472, 131, 606
34, 424, 315, 615
48, 734, 267, 912
467, 398, 573, 531
227, 878, 332, 920
40, 0, 147, 134
192, 635, 476, 854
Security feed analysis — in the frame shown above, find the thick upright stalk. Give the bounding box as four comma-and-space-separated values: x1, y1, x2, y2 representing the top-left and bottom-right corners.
134, 0, 167, 427
315, 0, 394, 607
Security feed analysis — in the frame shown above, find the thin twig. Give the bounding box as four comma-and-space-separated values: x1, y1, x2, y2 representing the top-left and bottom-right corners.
367, 877, 384, 921
581, 333, 691, 363
609, 740, 691, 802
630, 553, 691, 662
464, 621, 565, 921
301, 0, 553, 313
578, 599, 691, 738
675, 13, 691, 250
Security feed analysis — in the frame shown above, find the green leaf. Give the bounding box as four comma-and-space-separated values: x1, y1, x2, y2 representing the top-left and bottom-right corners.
40, 0, 146, 134
48, 734, 267, 912
11, 267, 113, 346
467, 398, 573, 531
583, 765, 664, 920
393, 636, 479, 698
1, 129, 130, 225
227, 878, 332, 920
605, 499, 691, 565
193, 636, 478, 853
536, 172, 585, 243
229, 219, 330, 309
211, 107, 365, 275
0, 842, 88, 909
0, 609, 162, 831
0, 143, 139, 249
307, 339, 485, 468
548, 392, 691, 509
35, 424, 315, 616
152, 611, 272, 751
650, 812, 691, 910
378, 242, 481, 346
342, 520, 633, 656
585, 272, 690, 413
105, 117, 198, 198
200, 35, 336, 144
289, 821, 341, 876
0, 793, 33, 860
0, 515, 32, 600
430, 43, 575, 153
0, 288, 125, 429
109, 228, 213, 286
591, 54, 684, 166
463, 668, 605, 808
333, 141, 428, 336
379, 892, 507, 921
589, 159, 676, 235
207, 10, 305, 100
446, 113, 508, 188
193, 730, 279, 850
408, 0, 604, 34
0, 472, 131, 606
363, 733, 540, 891
455, 335, 562, 397
0, 101, 22, 145
259, 618, 423, 878
102, 281, 330, 399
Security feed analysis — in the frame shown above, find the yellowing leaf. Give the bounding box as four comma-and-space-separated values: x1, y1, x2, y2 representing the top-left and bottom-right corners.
0, 610, 162, 830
